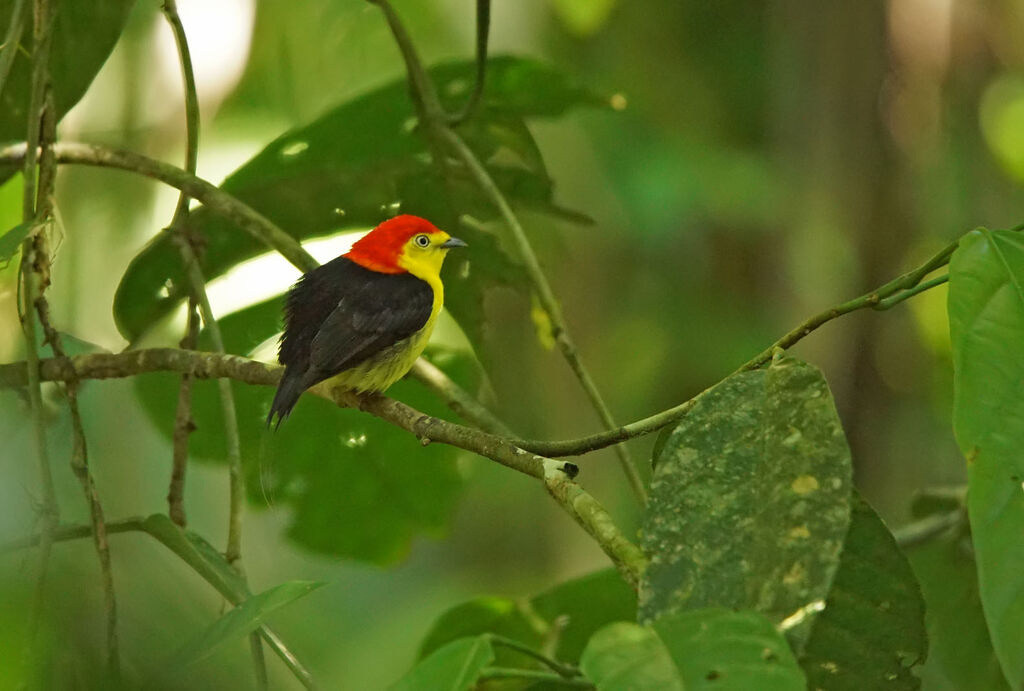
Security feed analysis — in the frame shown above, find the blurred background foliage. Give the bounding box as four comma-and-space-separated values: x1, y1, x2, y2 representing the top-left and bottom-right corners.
2, 0, 1024, 688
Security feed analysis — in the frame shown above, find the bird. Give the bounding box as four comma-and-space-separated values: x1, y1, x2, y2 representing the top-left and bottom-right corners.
266, 215, 466, 427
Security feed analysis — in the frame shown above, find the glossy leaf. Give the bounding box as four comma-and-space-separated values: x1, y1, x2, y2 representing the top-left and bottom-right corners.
580, 622, 682, 691
640, 353, 852, 650
112, 56, 606, 349
390, 636, 494, 691
134, 338, 479, 565
167, 580, 325, 668
800, 495, 927, 689
653, 608, 805, 690
418, 568, 635, 663
948, 227, 1024, 688
0, 0, 135, 167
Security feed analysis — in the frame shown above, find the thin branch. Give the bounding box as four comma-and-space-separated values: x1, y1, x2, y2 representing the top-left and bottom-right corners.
443, 134, 646, 501
448, 0, 490, 125
0, 0, 28, 101
0, 141, 509, 437
1, 517, 316, 690
0, 349, 646, 583
894, 508, 965, 550
488, 634, 579, 678
363, 0, 646, 502
19, 0, 58, 660
162, 1, 265, 684
409, 357, 511, 436
169, 298, 198, 526
512, 241, 962, 457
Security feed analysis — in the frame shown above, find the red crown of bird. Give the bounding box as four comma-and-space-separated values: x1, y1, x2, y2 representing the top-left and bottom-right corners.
345, 215, 442, 274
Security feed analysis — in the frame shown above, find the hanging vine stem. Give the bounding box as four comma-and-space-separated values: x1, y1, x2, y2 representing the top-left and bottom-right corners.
365, 0, 648, 503
161, 1, 267, 686
18, 0, 59, 663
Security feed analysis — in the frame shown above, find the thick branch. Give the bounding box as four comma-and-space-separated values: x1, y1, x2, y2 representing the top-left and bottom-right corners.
0, 349, 646, 580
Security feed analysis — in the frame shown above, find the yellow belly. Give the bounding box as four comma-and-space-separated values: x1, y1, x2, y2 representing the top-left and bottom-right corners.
326, 312, 438, 393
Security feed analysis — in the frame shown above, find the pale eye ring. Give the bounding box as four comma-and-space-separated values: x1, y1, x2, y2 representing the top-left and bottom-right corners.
414, 234, 431, 248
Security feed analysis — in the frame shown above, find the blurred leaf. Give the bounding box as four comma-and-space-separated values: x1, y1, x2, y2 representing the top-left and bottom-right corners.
140, 514, 249, 600
639, 353, 852, 651
799, 495, 927, 689
135, 369, 463, 564
652, 608, 805, 690
418, 569, 636, 665
550, 0, 618, 37
167, 580, 325, 668
531, 568, 636, 663
418, 598, 541, 663
580, 622, 681, 691
0, 0, 136, 176
948, 227, 1024, 688
390, 636, 494, 691
0, 222, 30, 265
980, 75, 1024, 184
908, 535, 1010, 691
113, 56, 608, 352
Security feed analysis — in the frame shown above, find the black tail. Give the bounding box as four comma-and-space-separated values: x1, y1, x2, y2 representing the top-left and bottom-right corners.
267, 368, 307, 429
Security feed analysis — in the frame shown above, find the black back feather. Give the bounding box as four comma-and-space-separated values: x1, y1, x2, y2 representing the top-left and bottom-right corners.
266, 256, 433, 426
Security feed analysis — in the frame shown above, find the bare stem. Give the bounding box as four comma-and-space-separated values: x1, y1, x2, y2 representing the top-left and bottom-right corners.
0, 141, 503, 437
161, 1, 265, 683
448, 0, 490, 125
0, 0, 28, 99
19, 0, 58, 662
365, 0, 646, 503
512, 241, 961, 457
169, 298, 198, 526
0, 349, 645, 583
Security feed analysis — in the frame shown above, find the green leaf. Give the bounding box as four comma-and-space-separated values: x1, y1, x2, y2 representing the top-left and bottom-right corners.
140, 514, 249, 603
653, 608, 806, 690
0, 222, 30, 265
948, 227, 1024, 688
580, 622, 682, 691
112, 56, 606, 352
390, 636, 494, 691
639, 353, 853, 650
0, 0, 136, 174
167, 581, 325, 668
908, 534, 1010, 691
418, 598, 541, 662
418, 569, 636, 664
799, 494, 927, 689
134, 370, 463, 564
531, 568, 637, 663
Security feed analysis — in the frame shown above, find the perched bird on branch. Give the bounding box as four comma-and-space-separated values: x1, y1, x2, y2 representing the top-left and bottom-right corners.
267, 215, 466, 427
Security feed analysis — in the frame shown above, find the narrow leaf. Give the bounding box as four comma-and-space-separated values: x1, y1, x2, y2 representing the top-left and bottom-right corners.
168, 581, 325, 668
580, 622, 682, 690
948, 227, 1024, 688
390, 636, 494, 691
800, 494, 927, 689
0, 222, 31, 264
640, 353, 852, 650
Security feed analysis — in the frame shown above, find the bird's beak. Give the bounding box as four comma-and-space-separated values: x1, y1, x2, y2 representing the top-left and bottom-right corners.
441, 236, 468, 249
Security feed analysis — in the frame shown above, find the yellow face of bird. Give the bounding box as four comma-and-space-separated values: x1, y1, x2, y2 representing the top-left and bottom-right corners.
397, 230, 467, 281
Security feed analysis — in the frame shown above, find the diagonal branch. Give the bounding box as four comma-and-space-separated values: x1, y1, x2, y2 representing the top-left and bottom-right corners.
0, 141, 507, 439
365, 0, 647, 503
0, 349, 648, 584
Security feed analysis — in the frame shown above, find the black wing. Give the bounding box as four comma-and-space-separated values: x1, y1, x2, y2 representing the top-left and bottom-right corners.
278, 255, 433, 385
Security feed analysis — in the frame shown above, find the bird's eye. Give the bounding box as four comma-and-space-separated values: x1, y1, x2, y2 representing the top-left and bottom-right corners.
414, 234, 431, 248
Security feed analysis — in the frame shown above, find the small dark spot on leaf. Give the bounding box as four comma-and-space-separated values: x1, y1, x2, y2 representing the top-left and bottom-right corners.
706, 670, 720, 681
762, 648, 778, 663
